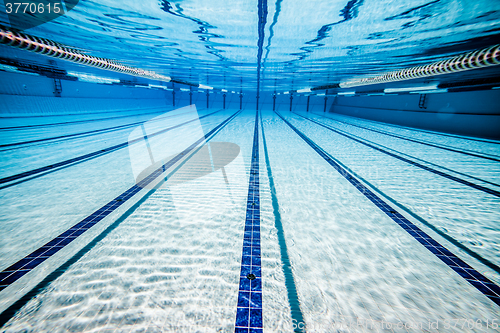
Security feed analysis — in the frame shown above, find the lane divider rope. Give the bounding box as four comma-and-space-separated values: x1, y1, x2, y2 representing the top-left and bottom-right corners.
339, 45, 500, 88
0, 25, 218, 90
0, 26, 172, 82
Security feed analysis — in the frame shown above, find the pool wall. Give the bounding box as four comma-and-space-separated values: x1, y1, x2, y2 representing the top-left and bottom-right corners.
329, 90, 500, 139
1, 70, 334, 114
0, 71, 170, 115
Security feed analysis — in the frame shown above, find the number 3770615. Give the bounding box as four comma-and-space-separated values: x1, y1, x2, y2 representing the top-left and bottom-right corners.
5, 2, 63, 14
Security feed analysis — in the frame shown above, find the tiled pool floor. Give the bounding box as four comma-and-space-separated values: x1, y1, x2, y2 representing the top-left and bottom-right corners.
0, 107, 499, 332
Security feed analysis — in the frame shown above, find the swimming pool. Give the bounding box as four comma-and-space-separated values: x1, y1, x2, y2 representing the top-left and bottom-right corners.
0, 0, 500, 332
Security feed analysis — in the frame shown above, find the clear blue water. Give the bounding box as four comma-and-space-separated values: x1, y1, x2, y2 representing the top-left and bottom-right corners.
0, 106, 499, 331
0, 1, 500, 332
1, 0, 500, 91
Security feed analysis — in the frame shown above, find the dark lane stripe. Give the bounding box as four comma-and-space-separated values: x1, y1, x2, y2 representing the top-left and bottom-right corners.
305, 111, 500, 162
0, 110, 240, 292
0, 108, 201, 149
0, 183, 156, 328
0, 110, 222, 188
294, 112, 500, 198
260, 111, 305, 332
235, 111, 263, 333
275, 111, 500, 307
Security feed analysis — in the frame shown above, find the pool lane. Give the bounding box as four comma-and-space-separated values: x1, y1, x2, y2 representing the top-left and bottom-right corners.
0, 109, 288, 332
0, 107, 211, 179
0, 107, 204, 149
285, 111, 500, 273
305, 112, 500, 162
260, 111, 305, 332
313, 111, 500, 157
276, 110, 500, 307
2, 108, 499, 332
0, 110, 234, 274
0, 110, 241, 297
302, 111, 500, 188
262, 109, 500, 331
0, 105, 172, 130
0, 109, 221, 189
293, 112, 500, 198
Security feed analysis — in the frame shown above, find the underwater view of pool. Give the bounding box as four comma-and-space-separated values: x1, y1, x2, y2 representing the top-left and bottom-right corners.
0, 0, 499, 332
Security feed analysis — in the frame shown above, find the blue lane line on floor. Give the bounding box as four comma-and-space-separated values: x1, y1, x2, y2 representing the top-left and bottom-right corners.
0, 109, 222, 188
307, 111, 500, 162
235, 111, 263, 333
293, 112, 500, 198
276, 111, 500, 307
0, 110, 240, 292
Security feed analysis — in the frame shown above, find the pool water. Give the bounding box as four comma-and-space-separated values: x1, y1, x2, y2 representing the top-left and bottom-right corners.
0, 105, 499, 332
1, 0, 500, 332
